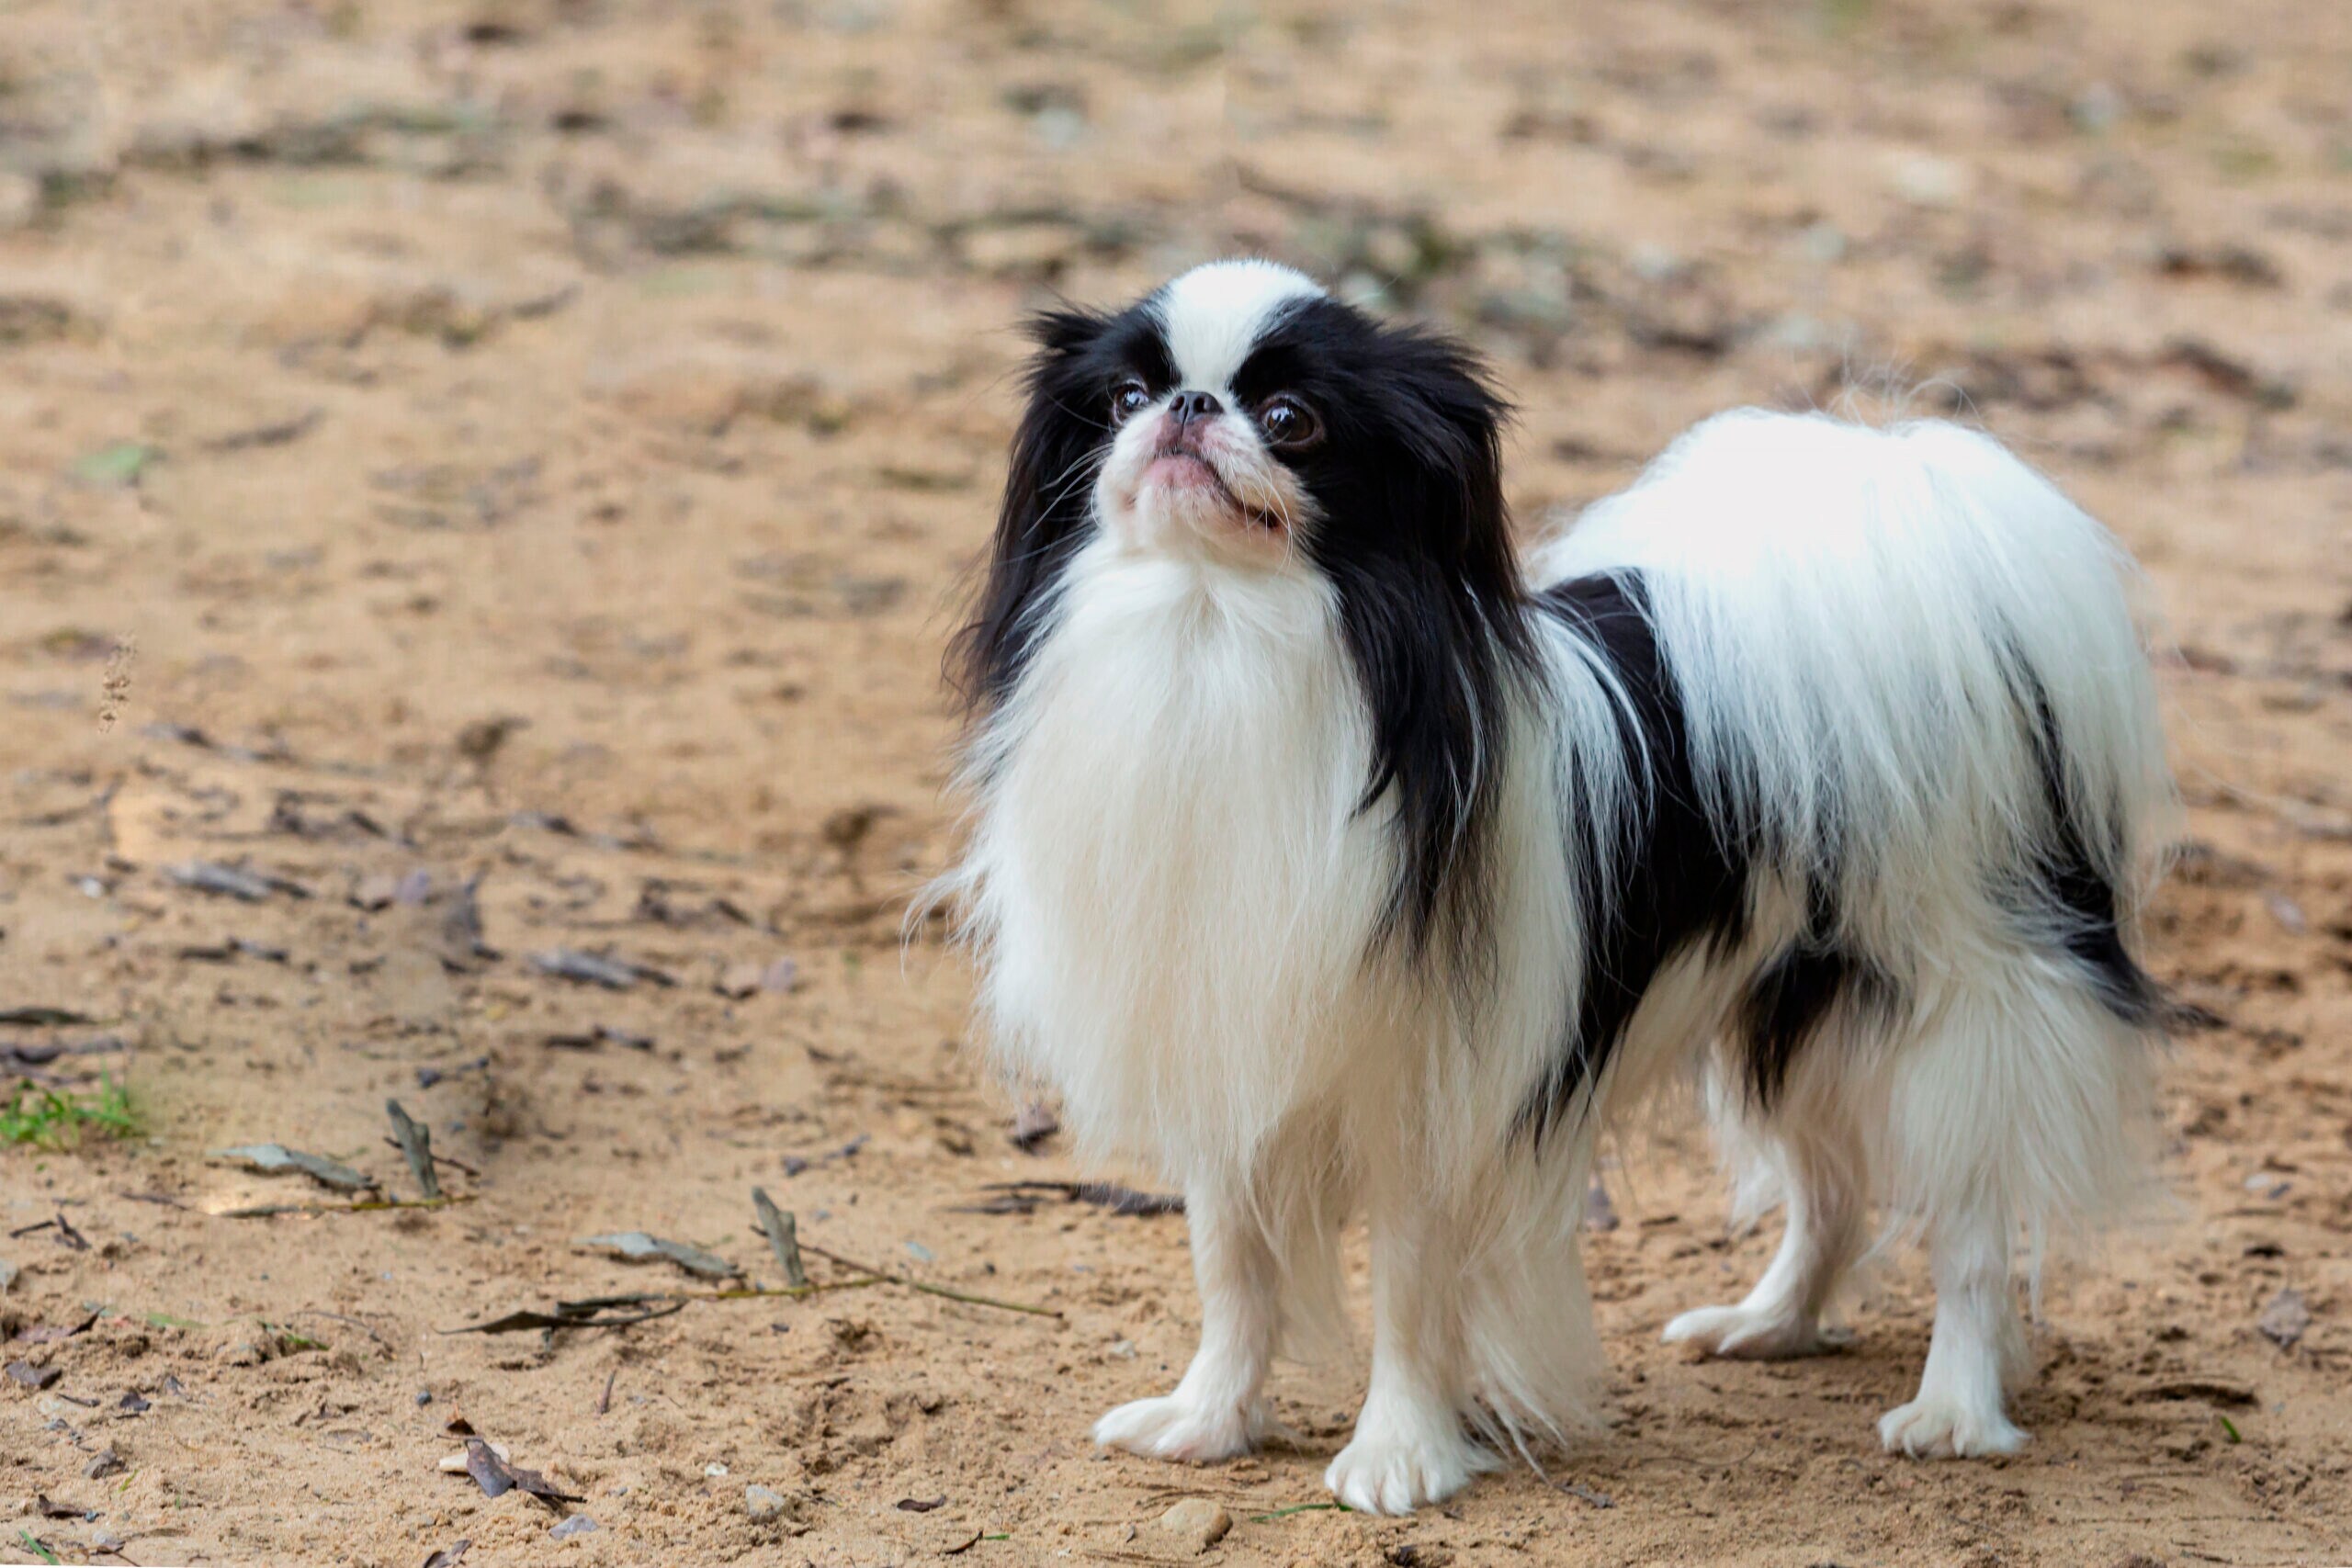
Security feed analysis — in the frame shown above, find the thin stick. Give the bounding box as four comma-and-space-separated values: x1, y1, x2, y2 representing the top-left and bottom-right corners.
219, 1195, 475, 1219
692, 1278, 886, 1302
799, 1240, 1061, 1318
381, 1137, 480, 1178
596, 1369, 616, 1416
751, 1187, 809, 1289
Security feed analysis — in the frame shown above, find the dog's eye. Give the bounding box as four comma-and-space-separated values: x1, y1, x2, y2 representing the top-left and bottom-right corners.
1257, 395, 1320, 449
1111, 378, 1153, 423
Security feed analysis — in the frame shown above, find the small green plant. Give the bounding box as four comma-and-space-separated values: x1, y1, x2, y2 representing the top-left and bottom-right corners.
1, 1078, 140, 1148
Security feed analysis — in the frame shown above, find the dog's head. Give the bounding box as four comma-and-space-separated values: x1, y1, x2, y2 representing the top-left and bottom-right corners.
956, 260, 1518, 705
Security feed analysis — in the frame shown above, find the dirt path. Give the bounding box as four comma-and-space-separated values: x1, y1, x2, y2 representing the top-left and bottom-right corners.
2, 1, 2348, 1563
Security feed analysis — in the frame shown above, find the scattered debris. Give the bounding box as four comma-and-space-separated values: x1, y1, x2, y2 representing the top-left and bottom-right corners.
966, 1180, 1183, 1217
440, 1441, 508, 1472
2140, 1376, 2258, 1406
573, 1232, 740, 1280
414, 1056, 490, 1089
717, 957, 798, 998
897, 1495, 947, 1513
209, 1145, 378, 1192
386, 1100, 443, 1201
2263, 891, 2309, 934
6, 1360, 62, 1390
176, 937, 290, 964
461, 1438, 583, 1506
1010, 1100, 1058, 1153
444, 1295, 688, 1336
781, 1133, 867, 1177
421, 1540, 471, 1568
164, 861, 311, 901
2256, 1287, 2311, 1349
16, 1310, 100, 1343
438, 875, 493, 970
52, 1213, 88, 1251
34, 1497, 84, 1522
543, 1024, 653, 1052
1555, 1478, 1615, 1507
745, 1483, 790, 1522
548, 1516, 597, 1540
0, 1009, 95, 1028
204, 407, 324, 453
2156, 337, 2295, 408
116, 1392, 147, 1414
529, 949, 674, 989
752, 1189, 809, 1289
84, 1450, 125, 1480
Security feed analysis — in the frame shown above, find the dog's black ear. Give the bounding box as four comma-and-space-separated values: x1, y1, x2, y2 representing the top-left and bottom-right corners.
948, 308, 1115, 712
1299, 311, 1527, 967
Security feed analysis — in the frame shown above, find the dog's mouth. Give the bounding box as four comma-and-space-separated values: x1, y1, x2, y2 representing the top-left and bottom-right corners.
1141, 448, 1279, 531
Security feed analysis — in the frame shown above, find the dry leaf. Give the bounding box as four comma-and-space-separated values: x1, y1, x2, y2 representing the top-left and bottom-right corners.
573, 1232, 739, 1280
209, 1145, 378, 1192
463, 1437, 584, 1505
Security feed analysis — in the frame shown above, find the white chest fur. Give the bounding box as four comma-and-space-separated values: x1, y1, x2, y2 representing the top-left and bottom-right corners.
956, 543, 1396, 1175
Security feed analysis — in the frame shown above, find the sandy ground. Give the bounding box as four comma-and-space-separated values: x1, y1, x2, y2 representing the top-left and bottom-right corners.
1, 0, 2349, 1563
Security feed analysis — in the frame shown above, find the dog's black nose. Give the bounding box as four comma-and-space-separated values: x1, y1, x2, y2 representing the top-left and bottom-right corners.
1168, 389, 1223, 426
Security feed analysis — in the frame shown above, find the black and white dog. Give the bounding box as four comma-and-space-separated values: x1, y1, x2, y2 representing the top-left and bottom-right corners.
942, 260, 2173, 1514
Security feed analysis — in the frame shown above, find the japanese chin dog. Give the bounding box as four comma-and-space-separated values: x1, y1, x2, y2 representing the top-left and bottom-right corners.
939, 259, 2173, 1514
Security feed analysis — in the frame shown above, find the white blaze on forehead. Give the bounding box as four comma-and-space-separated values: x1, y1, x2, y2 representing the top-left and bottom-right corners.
1154, 260, 1323, 393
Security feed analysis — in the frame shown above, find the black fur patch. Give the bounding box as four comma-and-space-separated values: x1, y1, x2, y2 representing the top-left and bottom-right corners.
1238, 297, 1532, 961
1736, 889, 1895, 1111
2014, 680, 2166, 1027
1520, 572, 1754, 1141
947, 303, 1173, 711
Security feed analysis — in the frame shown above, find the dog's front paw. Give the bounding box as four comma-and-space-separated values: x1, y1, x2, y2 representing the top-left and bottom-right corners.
1322, 1413, 1493, 1516
1662, 1303, 1851, 1360
1877, 1395, 2028, 1459
1093, 1393, 1264, 1463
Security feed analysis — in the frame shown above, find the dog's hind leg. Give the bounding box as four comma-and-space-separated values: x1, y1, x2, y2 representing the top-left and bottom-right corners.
1875, 971, 2151, 1457
1666, 1058, 1868, 1360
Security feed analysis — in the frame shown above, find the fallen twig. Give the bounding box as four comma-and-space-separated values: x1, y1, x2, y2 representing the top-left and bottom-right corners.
219, 1195, 475, 1219
798, 1240, 1061, 1318
967, 1180, 1184, 1217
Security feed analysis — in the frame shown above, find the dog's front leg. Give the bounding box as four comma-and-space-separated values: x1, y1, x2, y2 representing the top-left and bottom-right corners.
1324, 1199, 1496, 1514
1093, 1175, 1276, 1462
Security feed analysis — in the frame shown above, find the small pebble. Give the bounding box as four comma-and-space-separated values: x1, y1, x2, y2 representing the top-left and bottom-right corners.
416, 1390, 433, 1406
1156, 1499, 1232, 1553
746, 1483, 789, 1522
705, 1461, 729, 1477
548, 1516, 597, 1540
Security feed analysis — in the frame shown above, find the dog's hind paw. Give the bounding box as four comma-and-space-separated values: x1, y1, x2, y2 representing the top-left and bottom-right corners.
1092, 1393, 1263, 1463
1662, 1303, 1851, 1360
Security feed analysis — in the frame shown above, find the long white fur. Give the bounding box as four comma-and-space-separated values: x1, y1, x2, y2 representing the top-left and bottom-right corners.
946, 263, 2172, 1511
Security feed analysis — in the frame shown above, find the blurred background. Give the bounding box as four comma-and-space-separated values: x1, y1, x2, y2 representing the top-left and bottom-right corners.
1, 1, 2347, 1562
